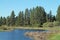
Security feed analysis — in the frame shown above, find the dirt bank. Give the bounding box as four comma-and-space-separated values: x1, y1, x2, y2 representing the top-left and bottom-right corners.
25, 30, 60, 40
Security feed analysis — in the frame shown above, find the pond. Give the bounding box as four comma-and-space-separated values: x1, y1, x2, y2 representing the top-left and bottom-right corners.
0, 29, 46, 40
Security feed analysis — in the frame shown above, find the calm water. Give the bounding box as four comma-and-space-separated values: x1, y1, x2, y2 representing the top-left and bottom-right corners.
0, 29, 45, 40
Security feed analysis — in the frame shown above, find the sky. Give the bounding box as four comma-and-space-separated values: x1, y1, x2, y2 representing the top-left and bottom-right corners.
0, 0, 60, 17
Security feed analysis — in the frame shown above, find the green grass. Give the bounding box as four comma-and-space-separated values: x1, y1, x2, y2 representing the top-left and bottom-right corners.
49, 33, 60, 40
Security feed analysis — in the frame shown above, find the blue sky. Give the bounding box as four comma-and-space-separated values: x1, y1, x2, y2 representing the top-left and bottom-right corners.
0, 0, 60, 17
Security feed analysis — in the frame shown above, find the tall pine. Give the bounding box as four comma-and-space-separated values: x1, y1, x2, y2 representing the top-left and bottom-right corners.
10, 10, 15, 26
25, 8, 30, 25
16, 11, 24, 26
56, 5, 60, 22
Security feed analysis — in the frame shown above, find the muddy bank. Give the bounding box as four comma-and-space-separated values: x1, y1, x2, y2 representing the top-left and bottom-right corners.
25, 30, 59, 40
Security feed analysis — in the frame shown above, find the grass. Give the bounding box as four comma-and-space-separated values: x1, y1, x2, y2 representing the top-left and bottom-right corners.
0, 26, 60, 31
49, 33, 60, 40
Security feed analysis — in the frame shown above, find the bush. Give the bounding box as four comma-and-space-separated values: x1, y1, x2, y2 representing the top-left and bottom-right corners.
32, 24, 40, 27
31, 24, 43, 27
53, 21, 60, 26
43, 22, 53, 27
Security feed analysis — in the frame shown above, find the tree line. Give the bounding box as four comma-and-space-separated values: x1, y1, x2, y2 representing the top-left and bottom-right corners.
0, 5, 60, 27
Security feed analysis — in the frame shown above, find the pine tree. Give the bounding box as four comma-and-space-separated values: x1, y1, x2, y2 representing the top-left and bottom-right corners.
35, 6, 46, 26
46, 10, 53, 22
0, 17, 3, 26
56, 5, 60, 22
52, 16, 56, 22
49, 10, 52, 22
30, 8, 37, 26
2, 17, 6, 25
10, 10, 15, 26
16, 11, 24, 26
25, 8, 30, 25
6, 16, 10, 26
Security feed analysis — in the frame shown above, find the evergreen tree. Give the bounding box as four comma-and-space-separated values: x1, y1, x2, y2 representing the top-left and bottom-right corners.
2, 17, 6, 25
35, 6, 46, 26
46, 14, 49, 22
10, 10, 15, 26
49, 10, 52, 22
0, 17, 3, 26
30, 8, 37, 26
46, 10, 53, 22
25, 8, 30, 25
6, 16, 10, 26
15, 16, 18, 25
56, 5, 60, 22
52, 16, 56, 22
16, 11, 24, 26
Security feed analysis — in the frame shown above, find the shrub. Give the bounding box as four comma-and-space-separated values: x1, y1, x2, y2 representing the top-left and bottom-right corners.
33, 24, 40, 27
43, 22, 53, 27
31, 24, 42, 27
53, 21, 60, 26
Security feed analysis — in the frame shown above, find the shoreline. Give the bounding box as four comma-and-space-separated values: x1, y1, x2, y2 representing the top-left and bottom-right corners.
0, 26, 60, 31
1, 27, 45, 32
0, 26, 60, 40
